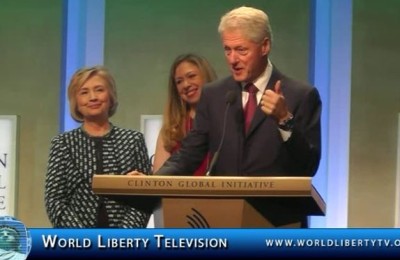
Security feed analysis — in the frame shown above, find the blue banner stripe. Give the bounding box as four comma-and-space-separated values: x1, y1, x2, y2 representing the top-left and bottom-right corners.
23, 229, 400, 258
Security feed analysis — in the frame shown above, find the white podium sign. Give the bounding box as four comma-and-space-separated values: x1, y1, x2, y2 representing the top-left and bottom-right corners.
0, 116, 19, 216
140, 114, 162, 228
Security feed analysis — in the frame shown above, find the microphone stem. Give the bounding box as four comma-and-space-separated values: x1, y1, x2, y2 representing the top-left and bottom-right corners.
206, 103, 231, 176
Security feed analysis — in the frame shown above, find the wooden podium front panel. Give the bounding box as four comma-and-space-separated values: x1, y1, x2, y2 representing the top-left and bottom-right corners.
155, 198, 272, 228
92, 175, 325, 227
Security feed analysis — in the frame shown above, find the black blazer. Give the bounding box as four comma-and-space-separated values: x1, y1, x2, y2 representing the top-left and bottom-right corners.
157, 67, 322, 177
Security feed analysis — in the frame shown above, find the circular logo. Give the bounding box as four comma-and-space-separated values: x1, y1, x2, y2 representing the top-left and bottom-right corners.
0, 216, 31, 259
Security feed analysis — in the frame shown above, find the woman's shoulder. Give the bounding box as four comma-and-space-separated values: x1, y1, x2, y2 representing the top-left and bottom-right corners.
50, 128, 82, 143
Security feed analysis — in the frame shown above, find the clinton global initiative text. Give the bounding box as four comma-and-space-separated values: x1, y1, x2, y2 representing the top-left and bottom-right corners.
128, 179, 274, 189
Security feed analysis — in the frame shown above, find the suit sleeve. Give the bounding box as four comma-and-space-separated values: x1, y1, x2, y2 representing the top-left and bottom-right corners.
44, 136, 83, 227
286, 87, 322, 176
156, 90, 210, 175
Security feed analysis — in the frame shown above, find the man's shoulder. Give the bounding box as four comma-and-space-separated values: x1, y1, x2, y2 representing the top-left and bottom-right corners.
284, 76, 315, 90
203, 76, 239, 95
279, 75, 320, 104
272, 65, 316, 92
206, 76, 236, 87
273, 69, 316, 95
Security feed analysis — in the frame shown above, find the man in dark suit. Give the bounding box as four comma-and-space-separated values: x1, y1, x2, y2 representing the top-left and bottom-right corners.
157, 6, 321, 177
156, 6, 321, 226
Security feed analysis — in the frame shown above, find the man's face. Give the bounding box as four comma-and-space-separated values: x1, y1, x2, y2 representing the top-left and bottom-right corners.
221, 29, 270, 82
0, 227, 19, 251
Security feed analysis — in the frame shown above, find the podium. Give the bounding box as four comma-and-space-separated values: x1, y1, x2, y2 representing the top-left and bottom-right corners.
92, 175, 325, 228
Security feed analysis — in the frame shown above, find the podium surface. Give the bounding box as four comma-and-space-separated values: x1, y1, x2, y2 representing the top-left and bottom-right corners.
92, 175, 325, 227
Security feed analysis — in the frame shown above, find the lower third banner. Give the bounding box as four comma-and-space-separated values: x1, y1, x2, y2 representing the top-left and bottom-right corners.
21, 229, 400, 258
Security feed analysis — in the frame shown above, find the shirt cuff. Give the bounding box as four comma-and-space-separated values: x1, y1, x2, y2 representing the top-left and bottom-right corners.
279, 128, 292, 142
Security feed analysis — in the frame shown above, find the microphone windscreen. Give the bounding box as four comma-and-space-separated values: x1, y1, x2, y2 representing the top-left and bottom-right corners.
225, 91, 237, 105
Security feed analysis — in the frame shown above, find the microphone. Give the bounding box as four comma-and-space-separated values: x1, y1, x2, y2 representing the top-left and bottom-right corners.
206, 91, 237, 176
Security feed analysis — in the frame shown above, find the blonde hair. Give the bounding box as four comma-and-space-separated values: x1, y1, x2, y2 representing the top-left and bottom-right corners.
161, 54, 217, 151
67, 66, 118, 122
218, 6, 273, 44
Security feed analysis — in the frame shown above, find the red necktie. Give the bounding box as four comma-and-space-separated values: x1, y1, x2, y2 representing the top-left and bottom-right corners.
244, 83, 258, 133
